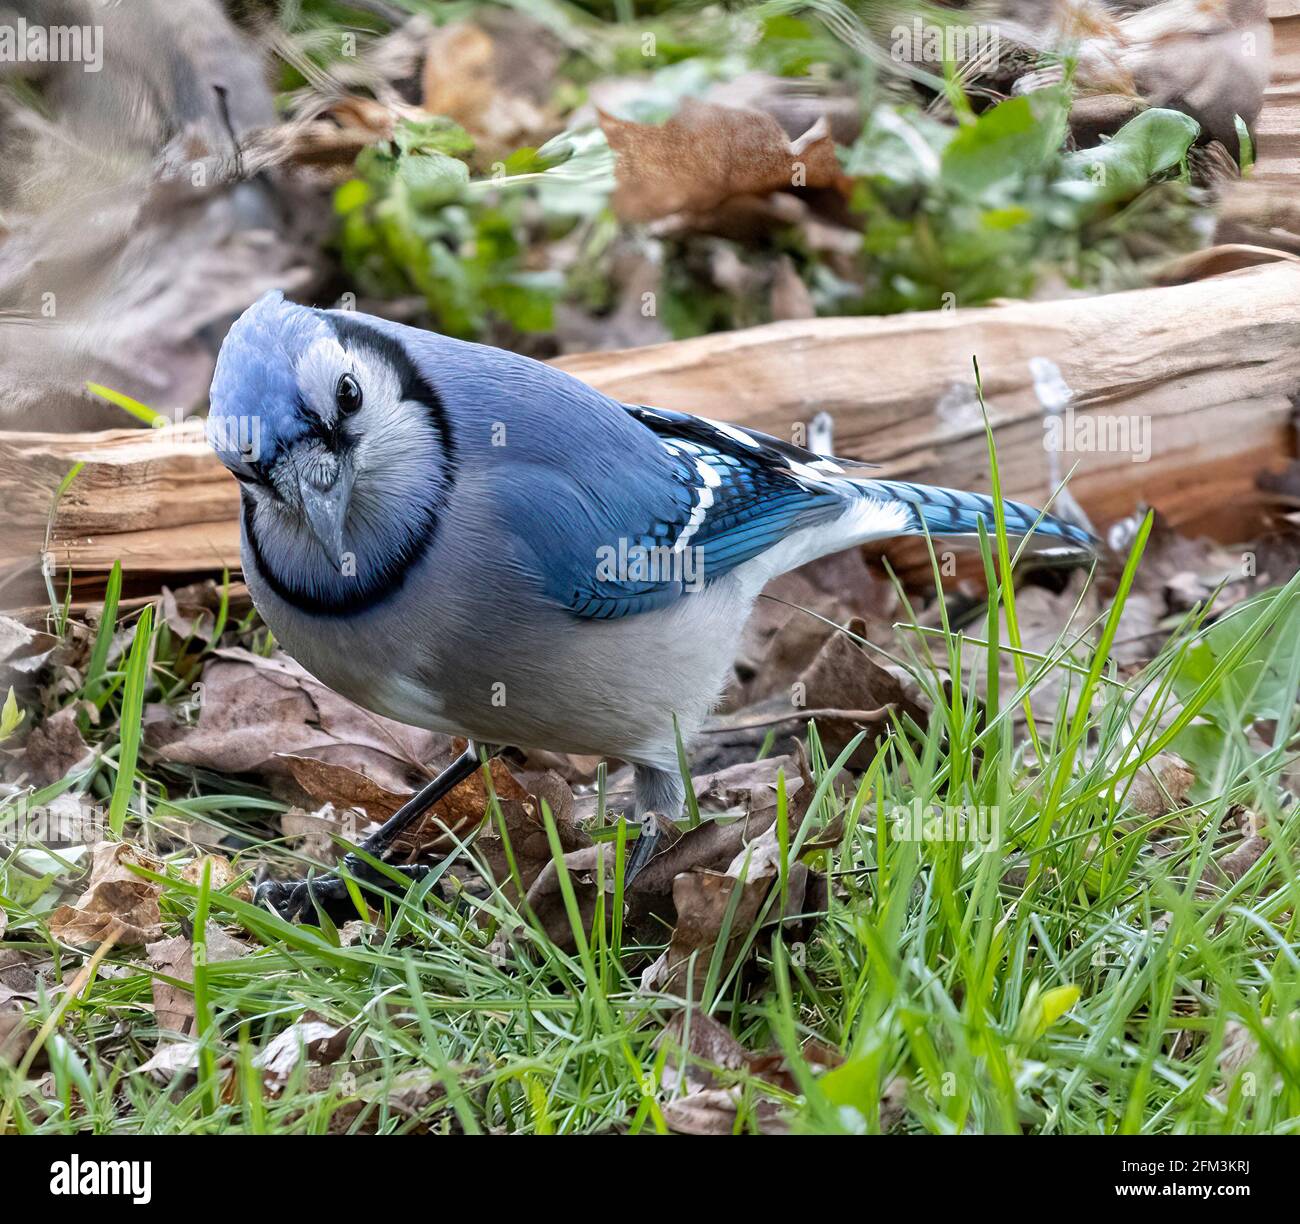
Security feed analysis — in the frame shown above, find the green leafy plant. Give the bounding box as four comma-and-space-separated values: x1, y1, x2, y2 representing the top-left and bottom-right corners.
844, 97, 1201, 313
335, 118, 570, 339
1170, 588, 1300, 796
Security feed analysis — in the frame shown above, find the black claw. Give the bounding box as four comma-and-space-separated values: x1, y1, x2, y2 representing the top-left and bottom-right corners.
253, 876, 295, 914
624, 825, 661, 885
256, 856, 438, 923
255, 875, 337, 922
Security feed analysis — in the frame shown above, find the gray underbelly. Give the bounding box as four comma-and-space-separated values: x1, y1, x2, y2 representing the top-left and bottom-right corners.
246, 555, 752, 769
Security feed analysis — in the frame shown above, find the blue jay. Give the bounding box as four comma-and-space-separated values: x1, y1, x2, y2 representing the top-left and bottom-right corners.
207, 291, 1096, 919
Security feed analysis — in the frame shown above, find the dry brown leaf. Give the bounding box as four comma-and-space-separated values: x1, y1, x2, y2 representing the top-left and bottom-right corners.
254, 1012, 350, 1092
421, 19, 556, 152
134, 1038, 204, 1082
477, 795, 592, 897
1127, 754, 1196, 819
655, 1010, 839, 1135
20, 705, 94, 787
646, 869, 770, 999
0, 948, 37, 998
521, 843, 609, 949
159, 580, 226, 643
708, 559, 891, 774
623, 820, 749, 933
693, 754, 801, 816
395, 752, 535, 859
1108, 589, 1167, 670
279, 753, 411, 822
599, 100, 850, 224
626, 747, 818, 933
658, 1010, 752, 1094
281, 804, 363, 866
0, 1009, 39, 1068
1217, 833, 1268, 883
423, 23, 495, 130
337, 1067, 447, 1129
147, 922, 252, 1034
154, 647, 457, 797
770, 254, 815, 321
644, 769, 830, 997
794, 619, 923, 765
0, 614, 57, 688
269, 731, 577, 875
49, 842, 164, 947
734, 572, 841, 704
734, 550, 896, 705
179, 853, 253, 902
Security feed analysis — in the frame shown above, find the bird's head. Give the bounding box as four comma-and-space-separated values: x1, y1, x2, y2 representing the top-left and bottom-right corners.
208, 291, 454, 613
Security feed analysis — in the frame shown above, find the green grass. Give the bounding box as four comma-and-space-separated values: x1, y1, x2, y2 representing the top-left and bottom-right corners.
3, 495, 1300, 1134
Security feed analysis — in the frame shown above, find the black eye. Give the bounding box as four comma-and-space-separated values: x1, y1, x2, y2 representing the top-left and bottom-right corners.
335, 372, 362, 415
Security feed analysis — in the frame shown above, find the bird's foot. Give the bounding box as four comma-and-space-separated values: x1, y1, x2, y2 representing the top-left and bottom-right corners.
255, 852, 434, 923
256, 742, 498, 923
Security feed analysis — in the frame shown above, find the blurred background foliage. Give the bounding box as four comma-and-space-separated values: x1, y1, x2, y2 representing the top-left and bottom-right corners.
255, 0, 1216, 352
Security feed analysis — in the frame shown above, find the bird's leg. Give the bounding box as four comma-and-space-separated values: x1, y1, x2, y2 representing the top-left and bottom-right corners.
624, 764, 685, 883
256, 741, 500, 922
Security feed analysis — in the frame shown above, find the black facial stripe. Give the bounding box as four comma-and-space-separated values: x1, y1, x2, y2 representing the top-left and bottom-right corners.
237, 460, 281, 501
327, 313, 456, 473
299, 397, 345, 454
243, 489, 440, 617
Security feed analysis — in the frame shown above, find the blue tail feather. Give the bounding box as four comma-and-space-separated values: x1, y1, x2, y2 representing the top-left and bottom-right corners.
868, 480, 1098, 558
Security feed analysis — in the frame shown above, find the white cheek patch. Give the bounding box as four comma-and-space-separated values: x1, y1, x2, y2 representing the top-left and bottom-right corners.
294, 338, 351, 423
348, 347, 404, 425
350, 350, 409, 439
295, 338, 406, 434
344, 348, 443, 497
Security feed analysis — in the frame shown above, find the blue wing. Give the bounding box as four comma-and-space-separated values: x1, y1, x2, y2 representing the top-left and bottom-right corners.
400, 324, 865, 621
494, 400, 853, 621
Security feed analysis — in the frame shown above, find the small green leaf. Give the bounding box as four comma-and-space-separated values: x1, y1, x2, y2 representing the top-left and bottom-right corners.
1040, 985, 1081, 1028
0, 687, 23, 742
397, 152, 470, 208
940, 89, 1069, 200
394, 115, 474, 158
817, 1058, 878, 1113
1172, 590, 1300, 727
500, 141, 574, 177
1235, 115, 1255, 173
1016, 982, 1081, 1044
982, 205, 1033, 230
1059, 108, 1200, 212
333, 178, 372, 214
